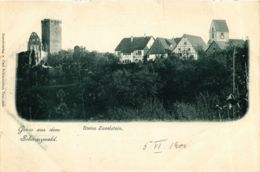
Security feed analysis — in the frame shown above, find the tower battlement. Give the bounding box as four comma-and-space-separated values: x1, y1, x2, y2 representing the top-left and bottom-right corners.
41, 18, 62, 24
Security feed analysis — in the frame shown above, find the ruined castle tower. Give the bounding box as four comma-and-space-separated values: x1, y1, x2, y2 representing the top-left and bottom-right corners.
28, 32, 41, 52
41, 19, 62, 54
27, 32, 42, 64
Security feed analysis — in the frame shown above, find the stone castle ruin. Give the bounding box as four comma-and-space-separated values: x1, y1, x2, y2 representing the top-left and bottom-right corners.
18, 19, 62, 67
41, 19, 62, 54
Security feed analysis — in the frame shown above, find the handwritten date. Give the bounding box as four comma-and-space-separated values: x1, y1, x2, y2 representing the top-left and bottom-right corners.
143, 139, 186, 153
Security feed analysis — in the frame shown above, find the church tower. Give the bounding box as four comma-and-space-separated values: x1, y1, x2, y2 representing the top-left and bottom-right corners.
209, 20, 229, 44
41, 19, 62, 54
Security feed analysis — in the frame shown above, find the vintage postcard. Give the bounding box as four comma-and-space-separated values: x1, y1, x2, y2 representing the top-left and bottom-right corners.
0, 0, 259, 171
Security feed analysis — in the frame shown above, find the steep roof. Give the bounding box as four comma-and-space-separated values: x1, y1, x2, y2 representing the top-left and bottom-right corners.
211, 20, 229, 32
148, 37, 176, 54
173, 37, 181, 44
205, 41, 227, 52
206, 39, 245, 52
183, 34, 207, 51
115, 36, 153, 53
228, 39, 245, 47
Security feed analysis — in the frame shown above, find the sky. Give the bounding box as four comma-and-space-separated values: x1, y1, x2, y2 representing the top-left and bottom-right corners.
0, 0, 256, 54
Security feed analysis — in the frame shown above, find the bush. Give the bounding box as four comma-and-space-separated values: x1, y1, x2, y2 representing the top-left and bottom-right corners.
16, 43, 248, 121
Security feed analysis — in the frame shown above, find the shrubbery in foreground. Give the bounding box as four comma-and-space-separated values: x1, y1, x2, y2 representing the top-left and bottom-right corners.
16, 43, 248, 121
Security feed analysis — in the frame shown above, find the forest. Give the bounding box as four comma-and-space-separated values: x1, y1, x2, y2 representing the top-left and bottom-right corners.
16, 42, 248, 121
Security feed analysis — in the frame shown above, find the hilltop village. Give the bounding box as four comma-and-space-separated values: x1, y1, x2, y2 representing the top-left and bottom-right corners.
16, 18, 248, 121
18, 19, 246, 67
115, 19, 245, 63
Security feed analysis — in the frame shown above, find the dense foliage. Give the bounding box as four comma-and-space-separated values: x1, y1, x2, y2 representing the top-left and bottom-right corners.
16, 43, 248, 121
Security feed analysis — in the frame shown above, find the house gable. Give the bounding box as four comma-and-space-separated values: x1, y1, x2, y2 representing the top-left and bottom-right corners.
173, 37, 181, 45
173, 37, 198, 59
205, 41, 222, 54
173, 34, 206, 60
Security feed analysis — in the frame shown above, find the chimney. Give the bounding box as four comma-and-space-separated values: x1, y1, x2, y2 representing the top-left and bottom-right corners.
131, 36, 134, 42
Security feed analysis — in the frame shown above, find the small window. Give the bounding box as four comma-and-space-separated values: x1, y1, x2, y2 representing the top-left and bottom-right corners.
136, 50, 142, 55
188, 48, 191, 51
184, 42, 187, 45
178, 48, 181, 51
212, 33, 214, 39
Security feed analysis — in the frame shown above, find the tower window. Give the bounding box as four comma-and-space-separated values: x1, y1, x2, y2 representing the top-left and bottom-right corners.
220, 33, 224, 39
212, 33, 214, 39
